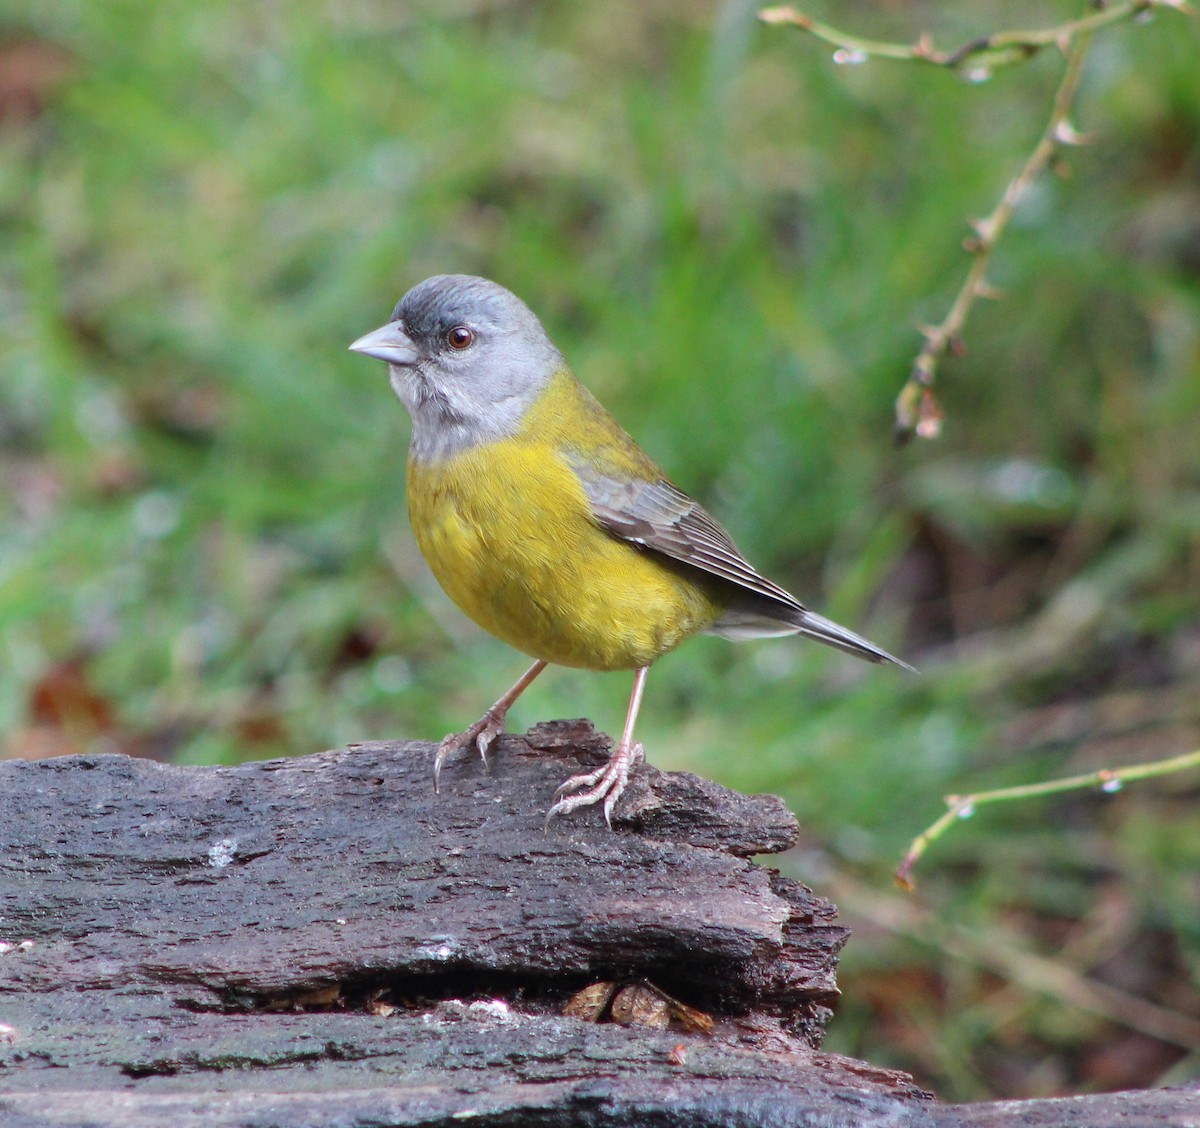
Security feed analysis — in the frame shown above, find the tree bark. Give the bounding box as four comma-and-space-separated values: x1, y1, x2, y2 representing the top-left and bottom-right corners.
1, 720, 1194, 1126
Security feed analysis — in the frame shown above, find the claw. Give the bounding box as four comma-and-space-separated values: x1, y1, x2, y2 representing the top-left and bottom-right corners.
545, 742, 645, 828
432, 660, 548, 793
433, 709, 504, 792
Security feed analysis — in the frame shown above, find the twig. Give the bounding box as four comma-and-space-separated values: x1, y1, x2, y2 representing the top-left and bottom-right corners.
758, 1, 1187, 75
894, 31, 1092, 441
895, 748, 1200, 890
758, 0, 1192, 442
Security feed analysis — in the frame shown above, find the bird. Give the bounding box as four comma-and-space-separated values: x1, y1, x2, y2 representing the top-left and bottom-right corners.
349, 275, 912, 824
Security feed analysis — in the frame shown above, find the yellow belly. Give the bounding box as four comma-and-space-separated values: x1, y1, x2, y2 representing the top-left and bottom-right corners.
406, 440, 721, 672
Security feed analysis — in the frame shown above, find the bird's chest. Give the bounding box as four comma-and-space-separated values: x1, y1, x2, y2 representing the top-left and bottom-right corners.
406, 443, 598, 654
405, 443, 716, 670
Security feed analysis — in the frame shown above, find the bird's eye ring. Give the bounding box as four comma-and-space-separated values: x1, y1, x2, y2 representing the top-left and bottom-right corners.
447, 326, 474, 350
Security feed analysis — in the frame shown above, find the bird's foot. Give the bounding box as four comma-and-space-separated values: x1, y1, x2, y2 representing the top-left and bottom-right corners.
433, 707, 506, 792
545, 741, 645, 828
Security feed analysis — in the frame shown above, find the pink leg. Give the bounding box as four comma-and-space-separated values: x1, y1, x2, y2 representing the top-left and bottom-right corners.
434, 659, 547, 791
546, 666, 649, 828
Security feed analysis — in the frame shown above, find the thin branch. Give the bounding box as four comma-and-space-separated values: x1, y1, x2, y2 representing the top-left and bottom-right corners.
895, 748, 1200, 890
758, 1, 1188, 75
759, 0, 1192, 441
894, 30, 1092, 441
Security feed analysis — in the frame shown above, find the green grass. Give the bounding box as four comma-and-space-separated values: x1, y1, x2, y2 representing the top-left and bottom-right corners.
2, 0, 1198, 1101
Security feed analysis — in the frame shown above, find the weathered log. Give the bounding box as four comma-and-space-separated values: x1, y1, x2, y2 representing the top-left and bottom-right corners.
0, 721, 1195, 1126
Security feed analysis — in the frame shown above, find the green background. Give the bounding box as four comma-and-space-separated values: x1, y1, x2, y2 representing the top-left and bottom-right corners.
2, 0, 1198, 1101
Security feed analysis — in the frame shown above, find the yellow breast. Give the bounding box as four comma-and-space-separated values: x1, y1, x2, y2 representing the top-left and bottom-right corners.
405, 371, 721, 671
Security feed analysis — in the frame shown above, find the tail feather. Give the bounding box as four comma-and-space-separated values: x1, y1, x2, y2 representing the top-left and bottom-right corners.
791, 608, 916, 671
707, 605, 915, 672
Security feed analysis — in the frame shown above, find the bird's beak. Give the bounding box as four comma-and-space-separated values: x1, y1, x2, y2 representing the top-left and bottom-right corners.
348, 320, 418, 366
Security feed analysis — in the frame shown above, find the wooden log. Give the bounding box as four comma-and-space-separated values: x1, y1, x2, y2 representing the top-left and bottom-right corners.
0, 720, 1194, 1126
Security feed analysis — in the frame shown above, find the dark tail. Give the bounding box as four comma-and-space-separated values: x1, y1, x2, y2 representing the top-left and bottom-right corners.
789, 608, 917, 672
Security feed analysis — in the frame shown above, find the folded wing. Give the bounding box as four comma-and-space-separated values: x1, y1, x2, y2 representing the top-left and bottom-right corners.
569, 458, 912, 670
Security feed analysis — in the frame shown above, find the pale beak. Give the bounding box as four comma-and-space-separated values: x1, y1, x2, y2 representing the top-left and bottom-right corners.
349, 320, 418, 366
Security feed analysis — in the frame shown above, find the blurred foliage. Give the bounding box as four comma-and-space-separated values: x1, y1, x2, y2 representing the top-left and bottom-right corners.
1, 0, 1198, 1103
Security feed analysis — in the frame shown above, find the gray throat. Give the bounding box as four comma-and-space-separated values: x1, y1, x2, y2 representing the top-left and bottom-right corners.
392, 365, 540, 463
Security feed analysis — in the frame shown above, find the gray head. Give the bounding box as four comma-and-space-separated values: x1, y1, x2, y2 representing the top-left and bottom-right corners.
349, 274, 564, 462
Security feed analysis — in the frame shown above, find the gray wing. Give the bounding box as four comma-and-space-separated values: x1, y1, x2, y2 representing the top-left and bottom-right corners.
567, 457, 913, 668
568, 460, 803, 610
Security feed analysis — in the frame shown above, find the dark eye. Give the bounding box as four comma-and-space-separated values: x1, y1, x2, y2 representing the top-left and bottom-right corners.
446, 326, 474, 350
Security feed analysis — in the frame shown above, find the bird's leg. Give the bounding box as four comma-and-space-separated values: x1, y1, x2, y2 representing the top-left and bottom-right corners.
546, 665, 649, 828
434, 659, 547, 792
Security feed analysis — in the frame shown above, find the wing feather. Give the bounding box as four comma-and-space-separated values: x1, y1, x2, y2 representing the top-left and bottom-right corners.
569, 465, 803, 613
566, 456, 913, 669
